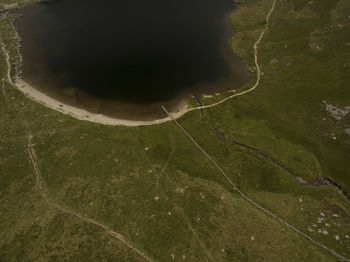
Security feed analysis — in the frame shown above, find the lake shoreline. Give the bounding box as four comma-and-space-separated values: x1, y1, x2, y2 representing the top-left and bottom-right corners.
11, 0, 247, 126
15, 79, 192, 126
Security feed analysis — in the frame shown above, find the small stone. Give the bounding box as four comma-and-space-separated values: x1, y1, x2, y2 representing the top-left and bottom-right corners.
320, 212, 325, 217
299, 198, 303, 202
345, 128, 350, 136
322, 230, 328, 235
335, 235, 340, 241
176, 188, 184, 193
154, 196, 159, 201
251, 236, 255, 241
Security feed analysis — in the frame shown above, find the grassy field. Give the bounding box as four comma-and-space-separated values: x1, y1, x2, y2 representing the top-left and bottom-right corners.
1, 0, 350, 261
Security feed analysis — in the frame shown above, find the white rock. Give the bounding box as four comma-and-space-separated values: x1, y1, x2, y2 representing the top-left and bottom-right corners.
251, 236, 255, 241
335, 235, 340, 241
322, 230, 328, 235
320, 212, 325, 217
299, 198, 303, 202
176, 188, 184, 193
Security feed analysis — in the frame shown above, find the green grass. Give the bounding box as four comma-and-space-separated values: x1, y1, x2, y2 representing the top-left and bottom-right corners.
1, 0, 350, 260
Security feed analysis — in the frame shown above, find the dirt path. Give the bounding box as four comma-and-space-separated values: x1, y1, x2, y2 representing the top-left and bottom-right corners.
0, 43, 9, 99
1, 41, 13, 85
1, 75, 6, 98
0, 15, 10, 99
2, 19, 153, 259
27, 135, 154, 262
173, 203, 215, 262
185, 0, 277, 112
162, 105, 350, 262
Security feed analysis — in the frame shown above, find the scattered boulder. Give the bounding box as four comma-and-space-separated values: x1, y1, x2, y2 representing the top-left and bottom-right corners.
270, 58, 279, 64
345, 128, 350, 136
325, 103, 350, 120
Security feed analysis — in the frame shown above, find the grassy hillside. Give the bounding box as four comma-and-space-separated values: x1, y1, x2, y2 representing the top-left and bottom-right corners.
1, 0, 350, 261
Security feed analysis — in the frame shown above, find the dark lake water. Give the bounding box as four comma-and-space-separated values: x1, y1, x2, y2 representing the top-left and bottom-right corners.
15, 0, 249, 120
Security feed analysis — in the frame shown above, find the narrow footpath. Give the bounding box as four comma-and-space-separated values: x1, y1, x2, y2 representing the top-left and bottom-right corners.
27, 135, 154, 262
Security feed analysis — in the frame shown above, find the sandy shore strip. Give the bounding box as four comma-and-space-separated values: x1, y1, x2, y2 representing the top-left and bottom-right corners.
15, 79, 192, 126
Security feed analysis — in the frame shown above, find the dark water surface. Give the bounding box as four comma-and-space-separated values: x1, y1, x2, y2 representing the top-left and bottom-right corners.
15, 0, 249, 120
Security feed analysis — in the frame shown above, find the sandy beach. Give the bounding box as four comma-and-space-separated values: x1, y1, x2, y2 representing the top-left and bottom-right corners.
15, 79, 192, 126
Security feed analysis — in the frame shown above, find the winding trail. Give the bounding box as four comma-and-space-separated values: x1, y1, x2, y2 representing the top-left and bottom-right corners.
2, 15, 153, 260
0, 43, 9, 98
27, 135, 154, 262
162, 105, 350, 262
1, 75, 7, 98
1, 42, 11, 98
0, 14, 10, 99
6, 0, 276, 126
1, 43, 12, 85
183, 0, 277, 113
